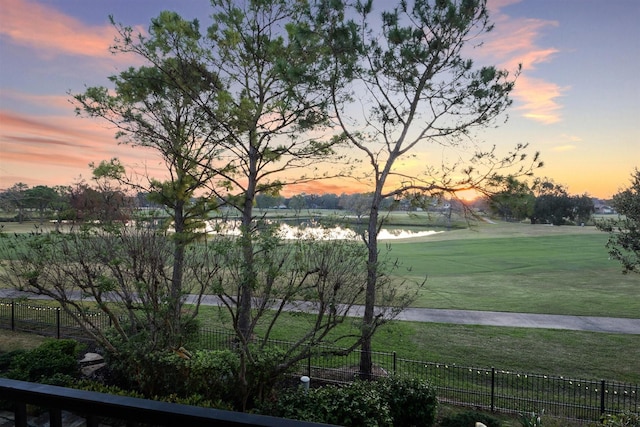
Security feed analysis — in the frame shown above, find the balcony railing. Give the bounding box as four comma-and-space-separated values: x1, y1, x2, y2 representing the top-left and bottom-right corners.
0, 378, 336, 427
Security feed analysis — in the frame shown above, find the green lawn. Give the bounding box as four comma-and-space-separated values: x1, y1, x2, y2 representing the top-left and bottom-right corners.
373, 321, 640, 383
197, 307, 640, 383
382, 223, 640, 317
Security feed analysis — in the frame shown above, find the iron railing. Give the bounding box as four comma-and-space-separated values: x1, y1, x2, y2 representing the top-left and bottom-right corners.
0, 378, 336, 427
197, 327, 639, 422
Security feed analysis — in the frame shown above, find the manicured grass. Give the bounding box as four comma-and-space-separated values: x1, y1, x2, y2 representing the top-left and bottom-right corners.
373, 321, 640, 384
197, 306, 640, 383
383, 224, 640, 317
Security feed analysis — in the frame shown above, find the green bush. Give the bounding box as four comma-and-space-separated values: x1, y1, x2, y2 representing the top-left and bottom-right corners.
243, 346, 290, 407
263, 376, 438, 426
7, 339, 80, 386
373, 375, 438, 427
319, 381, 393, 427
0, 350, 25, 374
75, 380, 145, 399
600, 411, 640, 427
76, 380, 234, 411
186, 349, 239, 404
105, 334, 241, 406
438, 410, 502, 427
263, 381, 393, 426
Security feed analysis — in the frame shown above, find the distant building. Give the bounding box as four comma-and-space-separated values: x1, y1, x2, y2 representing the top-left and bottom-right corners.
592, 198, 616, 214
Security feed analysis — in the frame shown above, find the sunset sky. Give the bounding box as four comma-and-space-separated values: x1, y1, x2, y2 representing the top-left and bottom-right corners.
1, 0, 638, 199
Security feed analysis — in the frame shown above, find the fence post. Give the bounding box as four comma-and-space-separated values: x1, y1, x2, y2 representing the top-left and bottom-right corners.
307, 355, 311, 378
393, 351, 396, 374
56, 308, 61, 339
491, 367, 496, 412
600, 379, 606, 416
11, 300, 15, 331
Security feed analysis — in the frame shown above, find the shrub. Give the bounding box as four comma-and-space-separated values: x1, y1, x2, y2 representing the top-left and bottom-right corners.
438, 410, 502, 427
186, 349, 239, 404
75, 380, 234, 411
600, 411, 640, 427
243, 346, 290, 407
263, 381, 393, 426
104, 333, 241, 407
7, 339, 80, 386
0, 350, 25, 374
319, 381, 393, 427
75, 380, 145, 399
373, 374, 438, 427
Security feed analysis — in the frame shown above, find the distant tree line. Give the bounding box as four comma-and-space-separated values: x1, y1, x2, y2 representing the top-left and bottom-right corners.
2, 175, 599, 228
0, 180, 134, 225
2, 176, 463, 226
487, 177, 596, 225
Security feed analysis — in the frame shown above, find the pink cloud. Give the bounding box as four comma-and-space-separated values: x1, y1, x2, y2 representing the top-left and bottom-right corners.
513, 76, 567, 124
478, 2, 565, 124
0, 0, 142, 61
0, 109, 165, 188
488, 0, 522, 11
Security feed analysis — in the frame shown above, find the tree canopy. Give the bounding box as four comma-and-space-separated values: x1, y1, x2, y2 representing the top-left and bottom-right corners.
64, 0, 392, 409
310, 0, 542, 377
598, 169, 640, 274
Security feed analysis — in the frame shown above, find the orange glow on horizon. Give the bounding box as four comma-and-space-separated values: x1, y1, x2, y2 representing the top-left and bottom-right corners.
454, 189, 482, 202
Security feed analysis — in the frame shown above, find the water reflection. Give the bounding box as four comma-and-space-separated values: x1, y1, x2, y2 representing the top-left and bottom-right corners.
203, 221, 442, 240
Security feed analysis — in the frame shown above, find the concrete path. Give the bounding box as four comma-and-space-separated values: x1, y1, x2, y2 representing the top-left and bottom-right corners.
2, 289, 639, 334
395, 307, 640, 334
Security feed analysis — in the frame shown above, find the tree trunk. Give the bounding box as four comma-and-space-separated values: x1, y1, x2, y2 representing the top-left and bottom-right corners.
170, 201, 186, 343
238, 143, 259, 343
359, 191, 381, 379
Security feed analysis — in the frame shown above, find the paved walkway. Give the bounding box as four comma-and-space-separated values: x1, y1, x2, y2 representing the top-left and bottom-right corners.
2, 289, 639, 334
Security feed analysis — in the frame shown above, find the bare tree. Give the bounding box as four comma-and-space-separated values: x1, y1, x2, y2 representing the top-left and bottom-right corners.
0, 223, 222, 354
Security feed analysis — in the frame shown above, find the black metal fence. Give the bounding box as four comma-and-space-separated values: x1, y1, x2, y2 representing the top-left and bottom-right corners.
0, 299, 111, 342
197, 327, 639, 422
1, 299, 638, 423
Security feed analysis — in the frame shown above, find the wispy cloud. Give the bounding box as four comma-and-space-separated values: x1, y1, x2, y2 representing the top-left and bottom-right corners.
514, 77, 566, 124
0, 109, 163, 187
0, 110, 109, 146
0, 0, 141, 61
482, 0, 566, 124
549, 134, 583, 152
561, 134, 582, 143
551, 145, 576, 152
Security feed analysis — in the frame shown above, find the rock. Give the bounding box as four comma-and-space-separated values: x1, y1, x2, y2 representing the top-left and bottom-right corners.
81, 362, 106, 377
79, 352, 104, 365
